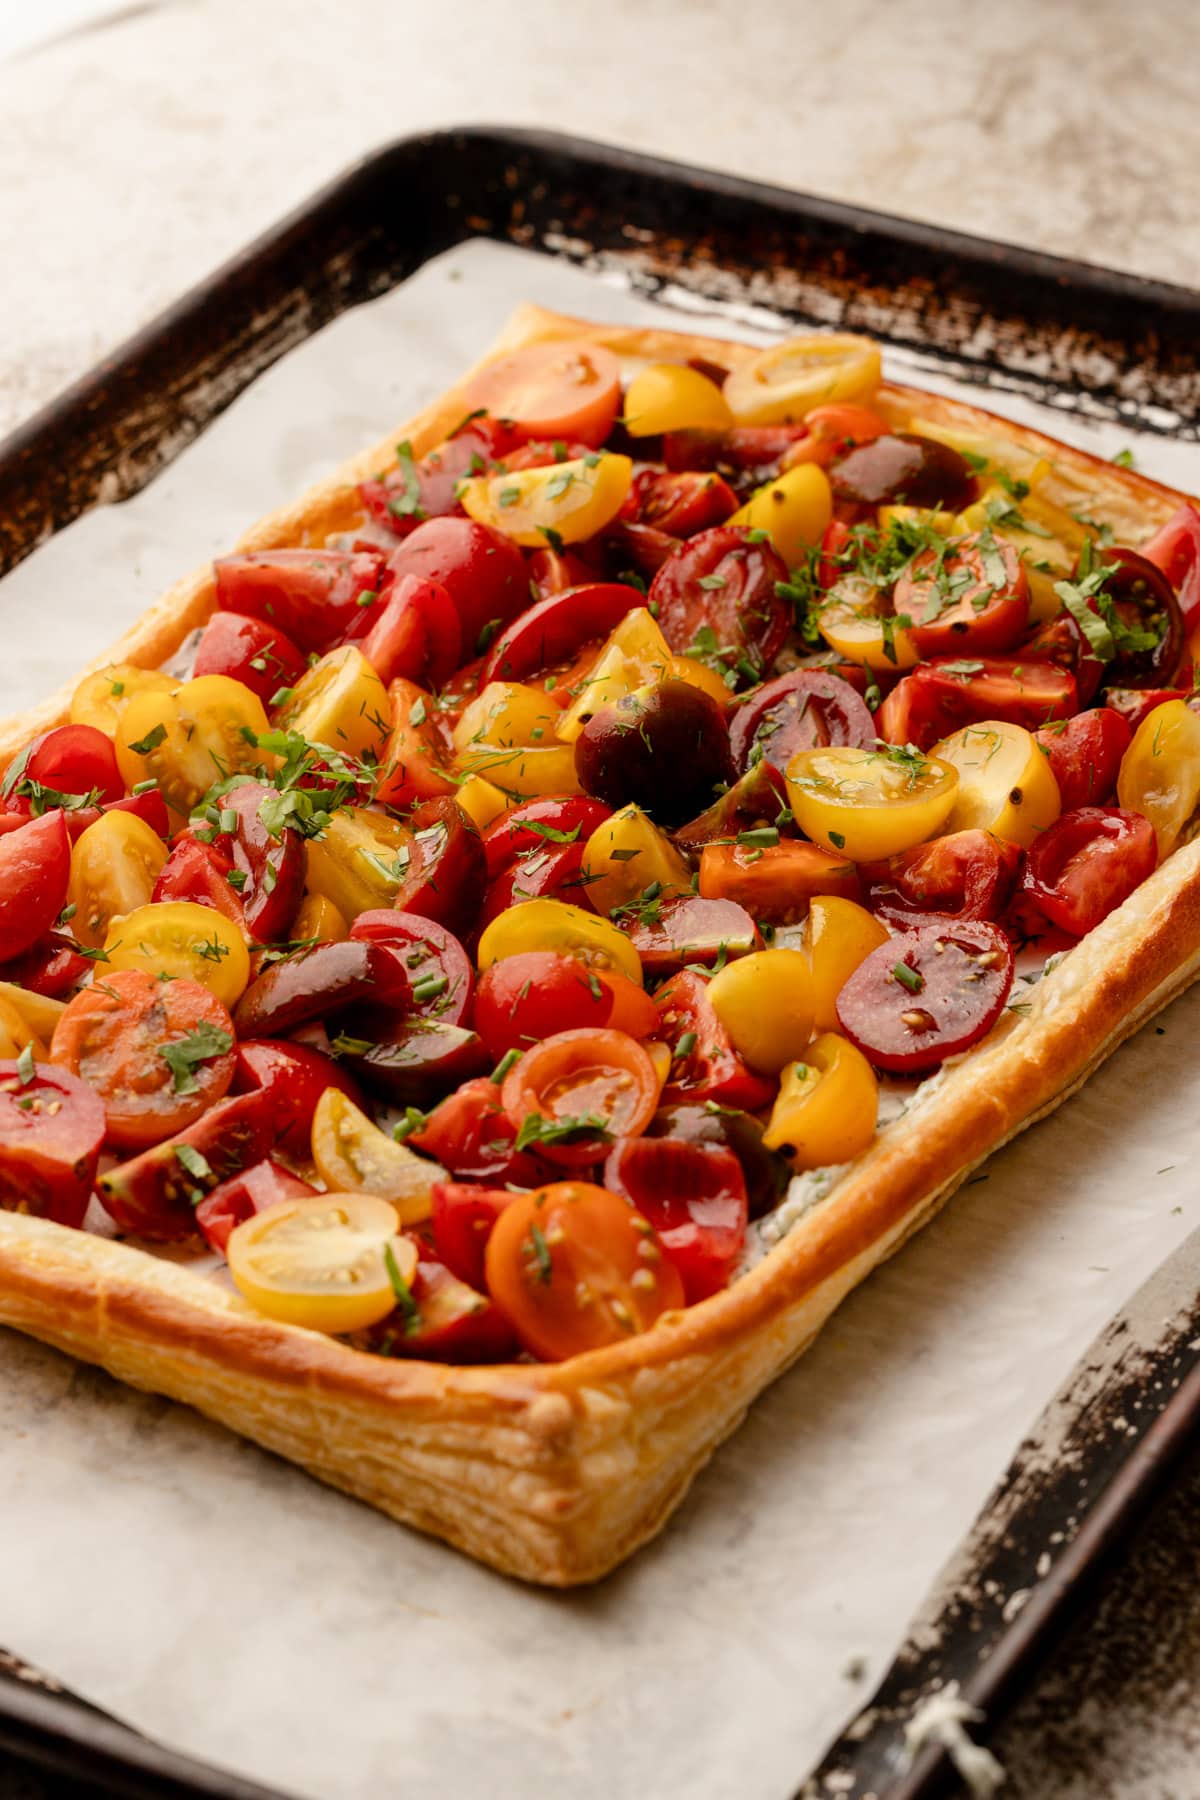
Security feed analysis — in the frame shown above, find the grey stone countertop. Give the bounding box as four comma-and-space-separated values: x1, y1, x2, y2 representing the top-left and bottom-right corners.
2, 1, 1199, 1795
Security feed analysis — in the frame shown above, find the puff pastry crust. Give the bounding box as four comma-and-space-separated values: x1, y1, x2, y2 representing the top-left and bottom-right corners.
1, 306, 1197, 1586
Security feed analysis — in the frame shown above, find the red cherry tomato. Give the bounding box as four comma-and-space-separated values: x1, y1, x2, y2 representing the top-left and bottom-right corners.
648, 525, 791, 680
602, 1133, 747, 1303
3, 725, 124, 808
627, 895, 762, 978
0, 1060, 106, 1229
654, 969, 777, 1109
213, 549, 386, 652
877, 657, 1077, 751
474, 950, 615, 1060
411, 1079, 543, 1188
205, 781, 305, 942
0, 934, 90, 998
500, 1027, 660, 1169
384, 518, 529, 652
193, 611, 306, 704
484, 1180, 685, 1361
597, 971, 659, 1039
233, 1037, 366, 1157
393, 797, 487, 940
628, 470, 739, 537
153, 837, 246, 931
233, 940, 411, 1039
1035, 708, 1131, 810
479, 584, 640, 687
836, 921, 1014, 1074
351, 573, 462, 690
816, 517, 855, 590
728, 669, 875, 773
478, 841, 592, 935
698, 840, 861, 924
1022, 613, 1104, 707
1021, 807, 1157, 938
1140, 502, 1200, 632
604, 519, 680, 580
357, 417, 515, 538
482, 796, 612, 880
1103, 687, 1188, 732
862, 829, 1023, 927
898, 532, 1030, 658
460, 342, 622, 448
367, 1237, 518, 1363
375, 676, 457, 811
97, 1087, 277, 1240
526, 545, 598, 599
335, 1018, 488, 1110
349, 910, 474, 1026
0, 812, 71, 962
50, 969, 237, 1152
195, 1159, 316, 1255
431, 1180, 515, 1291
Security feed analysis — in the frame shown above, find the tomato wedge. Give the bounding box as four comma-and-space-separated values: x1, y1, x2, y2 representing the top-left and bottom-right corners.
232, 940, 410, 1038
97, 1088, 277, 1240
499, 1027, 659, 1168
897, 531, 1029, 658
349, 572, 463, 691
431, 1181, 514, 1291
698, 840, 861, 923
876, 657, 1077, 750
1020, 807, 1157, 937
50, 969, 236, 1151
349, 909, 475, 1026
214, 549, 385, 652
357, 417, 514, 537
0, 1060, 106, 1228
364, 1237, 519, 1363
3, 725, 124, 809
628, 469, 739, 537
0, 812, 71, 963
411, 1080, 543, 1188
648, 525, 791, 681
479, 583, 639, 686
484, 1181, 684, 1361
193, 611, 306, 704
836, 921, 1014, 1074
654, 969, 776, 1110
1140, 503, 1200, 632
1035, 708, 1131, 810
384, 517, 529, 651
862, 829, 1023, 927
233, 1037, 364, 1158
602, 1134, 748, 1303
195, 1158, 316, 1256
482, 796, 612, 880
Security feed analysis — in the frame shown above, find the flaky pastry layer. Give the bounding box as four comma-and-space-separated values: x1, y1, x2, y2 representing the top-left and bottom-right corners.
0, 306, 1196, 1584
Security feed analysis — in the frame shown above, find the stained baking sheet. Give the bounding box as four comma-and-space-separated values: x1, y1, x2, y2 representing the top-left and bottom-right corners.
1, 239, 1199, 1800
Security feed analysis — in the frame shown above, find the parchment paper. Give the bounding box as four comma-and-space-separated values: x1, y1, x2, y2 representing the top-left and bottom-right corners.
2, 243, 1198, 1800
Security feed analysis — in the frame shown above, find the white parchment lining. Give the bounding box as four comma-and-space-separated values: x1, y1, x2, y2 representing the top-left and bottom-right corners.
1, 242, 1198, 1800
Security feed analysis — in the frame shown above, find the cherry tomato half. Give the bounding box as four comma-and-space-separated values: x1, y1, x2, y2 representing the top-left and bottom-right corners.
1140, 503, 1200, 633
480, 583, 640, 687
194, 1158, 316, 1256
654, 969, 777, 1110
193, 611, 306, 705
411, 1081, 542, 1189
227, 1194, 418, 1334
876, 657, 1077, 751
898, 531, 1030, 659
0, 812, 71, 962
836, 920, 1014, 1073
482, 796, 613, 880
484, 1180, 685, 1361
1035, 708, 1131, 811
349, 909, 474, 1025
474, 950, 614, 1060
862, 828, 1023, 927
0, 1060, 106, 1228
499, 1027, 660, 1169
50, 969, 236, 1152
1020, 807, 1157, 937
648, 525, 791, 681
460, 341, 622, 448
603, 1133, 748, 1302
728, 668, 875, 774
629, 469, 739, 537
383, 517, 528, 656
3, 725, 124, 809
233, 1037, 364, 1159
214, 549, 385, 653
431, 1180, 514, 1291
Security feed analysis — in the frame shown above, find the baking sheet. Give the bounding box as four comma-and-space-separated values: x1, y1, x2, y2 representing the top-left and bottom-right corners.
1, 240, 1198, 1800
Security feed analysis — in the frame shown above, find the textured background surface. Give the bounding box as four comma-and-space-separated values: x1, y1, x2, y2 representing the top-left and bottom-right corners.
2, 1, 1199, 1795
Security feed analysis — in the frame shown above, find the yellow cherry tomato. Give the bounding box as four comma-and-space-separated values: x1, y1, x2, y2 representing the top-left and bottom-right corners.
707, 947, 815, 1075
227, 1193, 418, 1335
623, 363, 733, 436
274, 645, 392, 760
116, 675, 269, 817
1117, 699, 1200, 859
460, 452, 633, 547
582, 804, 692, 917
290, 891, 347, 944
0, 981, 66, 1045
724, 334, 882, 426
0, 994, 43, 1060
303, 807, 415, 921
103, 900, 250, 1007
67, 810, 169, 949
70, 663, 177, 739
762, 1032, 879, 1167
454, 774, 511, 831
818, 575, 921, 673
477, 897, 642, 984
311, 1087, 445, 1227
933, 720, 1061, 847
800, 895, 891, 1031
786, 744, 959, 862
452, 681, 558, 759
728, 464, 833, 568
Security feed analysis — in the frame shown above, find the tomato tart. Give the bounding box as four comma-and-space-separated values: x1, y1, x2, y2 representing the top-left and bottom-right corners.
0, 305, 1198, 1584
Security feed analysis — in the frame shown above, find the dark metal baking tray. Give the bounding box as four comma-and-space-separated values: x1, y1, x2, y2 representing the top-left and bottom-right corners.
1, 126, 1198, 1799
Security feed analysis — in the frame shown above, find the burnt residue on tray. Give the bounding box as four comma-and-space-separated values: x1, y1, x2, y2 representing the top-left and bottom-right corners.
2, 127, 1199, 585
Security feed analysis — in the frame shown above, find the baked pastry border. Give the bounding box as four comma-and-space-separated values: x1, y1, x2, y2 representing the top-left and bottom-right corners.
0, 306, 1197, 1585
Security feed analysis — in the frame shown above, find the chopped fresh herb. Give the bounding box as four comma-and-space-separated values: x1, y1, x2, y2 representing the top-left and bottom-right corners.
158, 1022, 234, 1094
15, 1043, 35, 1086
1111, 448, 1136, 469
489, 1047, 521, 1084
828, 830, 846, 849
673, 1031, 697, 1060
514, 1111, 610, 1151
409, 696, 427, 727
128, 723, 167, 756
527, 1223, 553, 1285
174, 1143, 212, 1183
383, 1242, 422, 1332
386, 440, 427, 522
269, 686, 295, 710
892, 962, 924, 994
